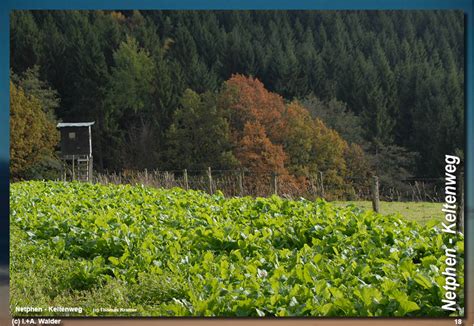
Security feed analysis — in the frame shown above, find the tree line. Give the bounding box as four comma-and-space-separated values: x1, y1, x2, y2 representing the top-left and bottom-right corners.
10, 10, 464, 191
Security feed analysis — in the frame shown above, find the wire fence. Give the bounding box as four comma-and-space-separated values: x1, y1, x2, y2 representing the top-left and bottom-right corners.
89, 168, 450, 203
379, 178, 446, 202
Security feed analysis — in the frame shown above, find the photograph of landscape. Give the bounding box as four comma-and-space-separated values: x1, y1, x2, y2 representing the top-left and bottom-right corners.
9, 10, 465, 317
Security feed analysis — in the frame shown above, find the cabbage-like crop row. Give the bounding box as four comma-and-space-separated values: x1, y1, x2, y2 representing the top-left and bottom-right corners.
10, 181, 464, 316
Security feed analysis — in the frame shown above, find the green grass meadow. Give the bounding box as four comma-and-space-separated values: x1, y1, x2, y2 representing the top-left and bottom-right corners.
333, 201, 443, 226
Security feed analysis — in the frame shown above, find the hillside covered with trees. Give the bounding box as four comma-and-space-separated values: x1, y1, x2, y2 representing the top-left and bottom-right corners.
10, 10, 464, 190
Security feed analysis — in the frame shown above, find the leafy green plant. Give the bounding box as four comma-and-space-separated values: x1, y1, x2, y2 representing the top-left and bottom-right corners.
10, 181, 464, 317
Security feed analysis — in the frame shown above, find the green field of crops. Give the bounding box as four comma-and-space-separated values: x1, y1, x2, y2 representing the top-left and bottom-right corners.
10, 181, 464, 317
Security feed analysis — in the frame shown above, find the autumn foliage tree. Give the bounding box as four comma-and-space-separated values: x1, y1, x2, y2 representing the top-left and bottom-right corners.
216, 74, 368, 197
217, 75, 292, 192
310, 118, 348, 191
282, 101, 316, 177
283, 101, 366, 196
235, 121, 286, 175
220, 74, 287, 145
10, 82, 59, 180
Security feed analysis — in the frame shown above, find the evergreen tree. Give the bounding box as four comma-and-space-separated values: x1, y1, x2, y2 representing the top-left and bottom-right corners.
106, 36, 157, 169
11, 65, 60, 122
164, 89, 237, 170
10, 11, 42, 74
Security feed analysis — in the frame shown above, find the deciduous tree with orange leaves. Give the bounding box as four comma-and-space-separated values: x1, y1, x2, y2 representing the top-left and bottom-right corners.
234, 121, 286, 175
219, 74, 294, 192
219, 74, 367, 197
220, 74, 286, 145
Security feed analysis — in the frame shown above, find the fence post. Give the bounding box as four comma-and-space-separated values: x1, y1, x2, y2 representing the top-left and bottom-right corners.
72, 156, 75, 181
319, 171, 325, 198
272, 172, 278, 196
238, 169, 244, 196
88, 156, 93, 183
371, 175, 380, 213
184, 169, 189, 191
207, 167, 213, 195
144, 168, 148, 185
61, 161, 66, 181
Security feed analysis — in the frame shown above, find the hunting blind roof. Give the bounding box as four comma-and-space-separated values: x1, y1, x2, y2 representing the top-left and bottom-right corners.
57, 122, 95, 128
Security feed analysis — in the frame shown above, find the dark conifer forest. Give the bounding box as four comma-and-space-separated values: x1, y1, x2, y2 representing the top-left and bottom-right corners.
10, 10, 464, 189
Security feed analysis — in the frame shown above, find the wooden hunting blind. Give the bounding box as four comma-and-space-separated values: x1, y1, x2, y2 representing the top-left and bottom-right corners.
57, 122, 94, 182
